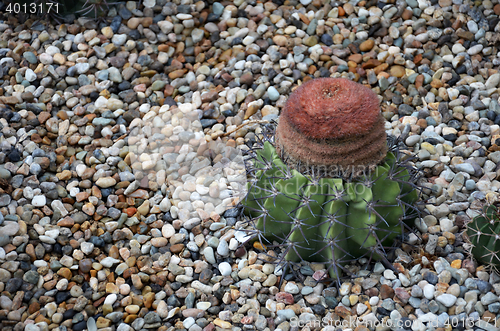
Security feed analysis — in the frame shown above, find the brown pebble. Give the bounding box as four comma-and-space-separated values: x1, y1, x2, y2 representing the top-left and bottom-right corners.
462, 259, 476, 273
96, 317, 112, 328
28, 302, 40, 315
402, 9, 413, 20
234, 246, 246, 258
201, 90, 218, 103
25, 244, 36, 262
457, 30, 474, 41
394, 288, 410, 304
131, 274, 143, 289
0, 96, 19, 104
276, 292, 294, 305
82, 202, 95, 215
143, 292, 155, 308
273, 35, 288, 47
390, 65, 406, 78
482, 311, 496, 322
170, 243, 184, 254
124, 315, 138, 324
203, 323, 216, 331
163, 84, 174, 96
142, 17, 153, 27
158, 44, 169, 52
218, 49, 232, 62
123, 267, 138, 279
127, 17, 142, 29
56, 170, 72, 181
380, 284, 394, 299
168, 69, 187, 79
75, 192, 89, 202
35, 315, 51, 324
359, 39, 375, 52
348, 54, 363, 63
57, 267, 72, 279
182, 308, 204, 318
38, 112, 51, 124
57, 110, 68, 120
361, 59, 381, 69
79, 259, 93, 273
334, 306, 351, 318
66, 24, 80, 34
430, 79, 443, 88
109, 245, 119, 259
221, 73, 233, 82
298, 13, 310, 25
58, 217, 74, 227
106, 283, 119, 294
416, 118, 428, 129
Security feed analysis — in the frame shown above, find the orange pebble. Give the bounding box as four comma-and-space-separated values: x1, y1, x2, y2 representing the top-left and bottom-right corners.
125, 207, 137, 217
253, 241, 267, 251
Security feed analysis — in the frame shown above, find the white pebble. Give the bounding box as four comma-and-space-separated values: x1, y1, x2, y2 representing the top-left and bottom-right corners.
25, 69, 37, 82
436, 293, 457, 307
81, 242, 94, 255
218, 262, 232, 276
423, 284, 435, 299
104, 294, 117, 305
284, 283, 300, 294
31, 195, 46, 207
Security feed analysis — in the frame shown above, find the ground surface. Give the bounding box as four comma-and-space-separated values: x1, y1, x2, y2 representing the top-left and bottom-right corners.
0, 0, 500, 331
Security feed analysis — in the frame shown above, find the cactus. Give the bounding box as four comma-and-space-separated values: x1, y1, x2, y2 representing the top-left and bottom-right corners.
466, 204, 500, 269
242, 78, 421, 281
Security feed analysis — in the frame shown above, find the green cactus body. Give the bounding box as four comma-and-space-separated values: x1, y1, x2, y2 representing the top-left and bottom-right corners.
244, 141, 419, 280
467, 205, 500, 268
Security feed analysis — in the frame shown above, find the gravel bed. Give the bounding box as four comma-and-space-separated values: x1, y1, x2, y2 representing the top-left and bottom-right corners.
0, 0, 499, 331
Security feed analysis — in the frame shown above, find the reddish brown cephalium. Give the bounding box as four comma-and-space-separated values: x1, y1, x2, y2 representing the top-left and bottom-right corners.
275, 78, 387, 177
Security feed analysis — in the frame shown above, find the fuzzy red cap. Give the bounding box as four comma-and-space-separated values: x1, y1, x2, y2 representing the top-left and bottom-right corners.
282, 78, 382, 140
275, 78, 387, 177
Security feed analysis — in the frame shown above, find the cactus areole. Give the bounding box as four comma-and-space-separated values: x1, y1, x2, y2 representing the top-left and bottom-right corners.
243, 78, 420, 281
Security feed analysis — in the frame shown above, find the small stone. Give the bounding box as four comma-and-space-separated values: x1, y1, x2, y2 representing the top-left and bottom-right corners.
0, 222, 19, 236
284, 283, 300, 294
23, 270, 40, 284
218, 262, 231, 276
214, 318, 232, 329
436, 293, 457, 307
485, 73, 500, 89
390, 65, 406, 78
359, 39, 374, 51
267, 86, 280, 101
96, 177, 116, 188
32, 195, 46, 207
25, 69, 37, 82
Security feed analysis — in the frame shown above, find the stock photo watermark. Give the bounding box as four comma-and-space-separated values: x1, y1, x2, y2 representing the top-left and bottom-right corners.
290, 315, 499, 330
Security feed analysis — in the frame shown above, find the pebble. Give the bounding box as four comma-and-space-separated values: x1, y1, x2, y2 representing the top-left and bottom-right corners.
436, 294, 457, 307
218, 262, 232, 276
31, 195, 46, 207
